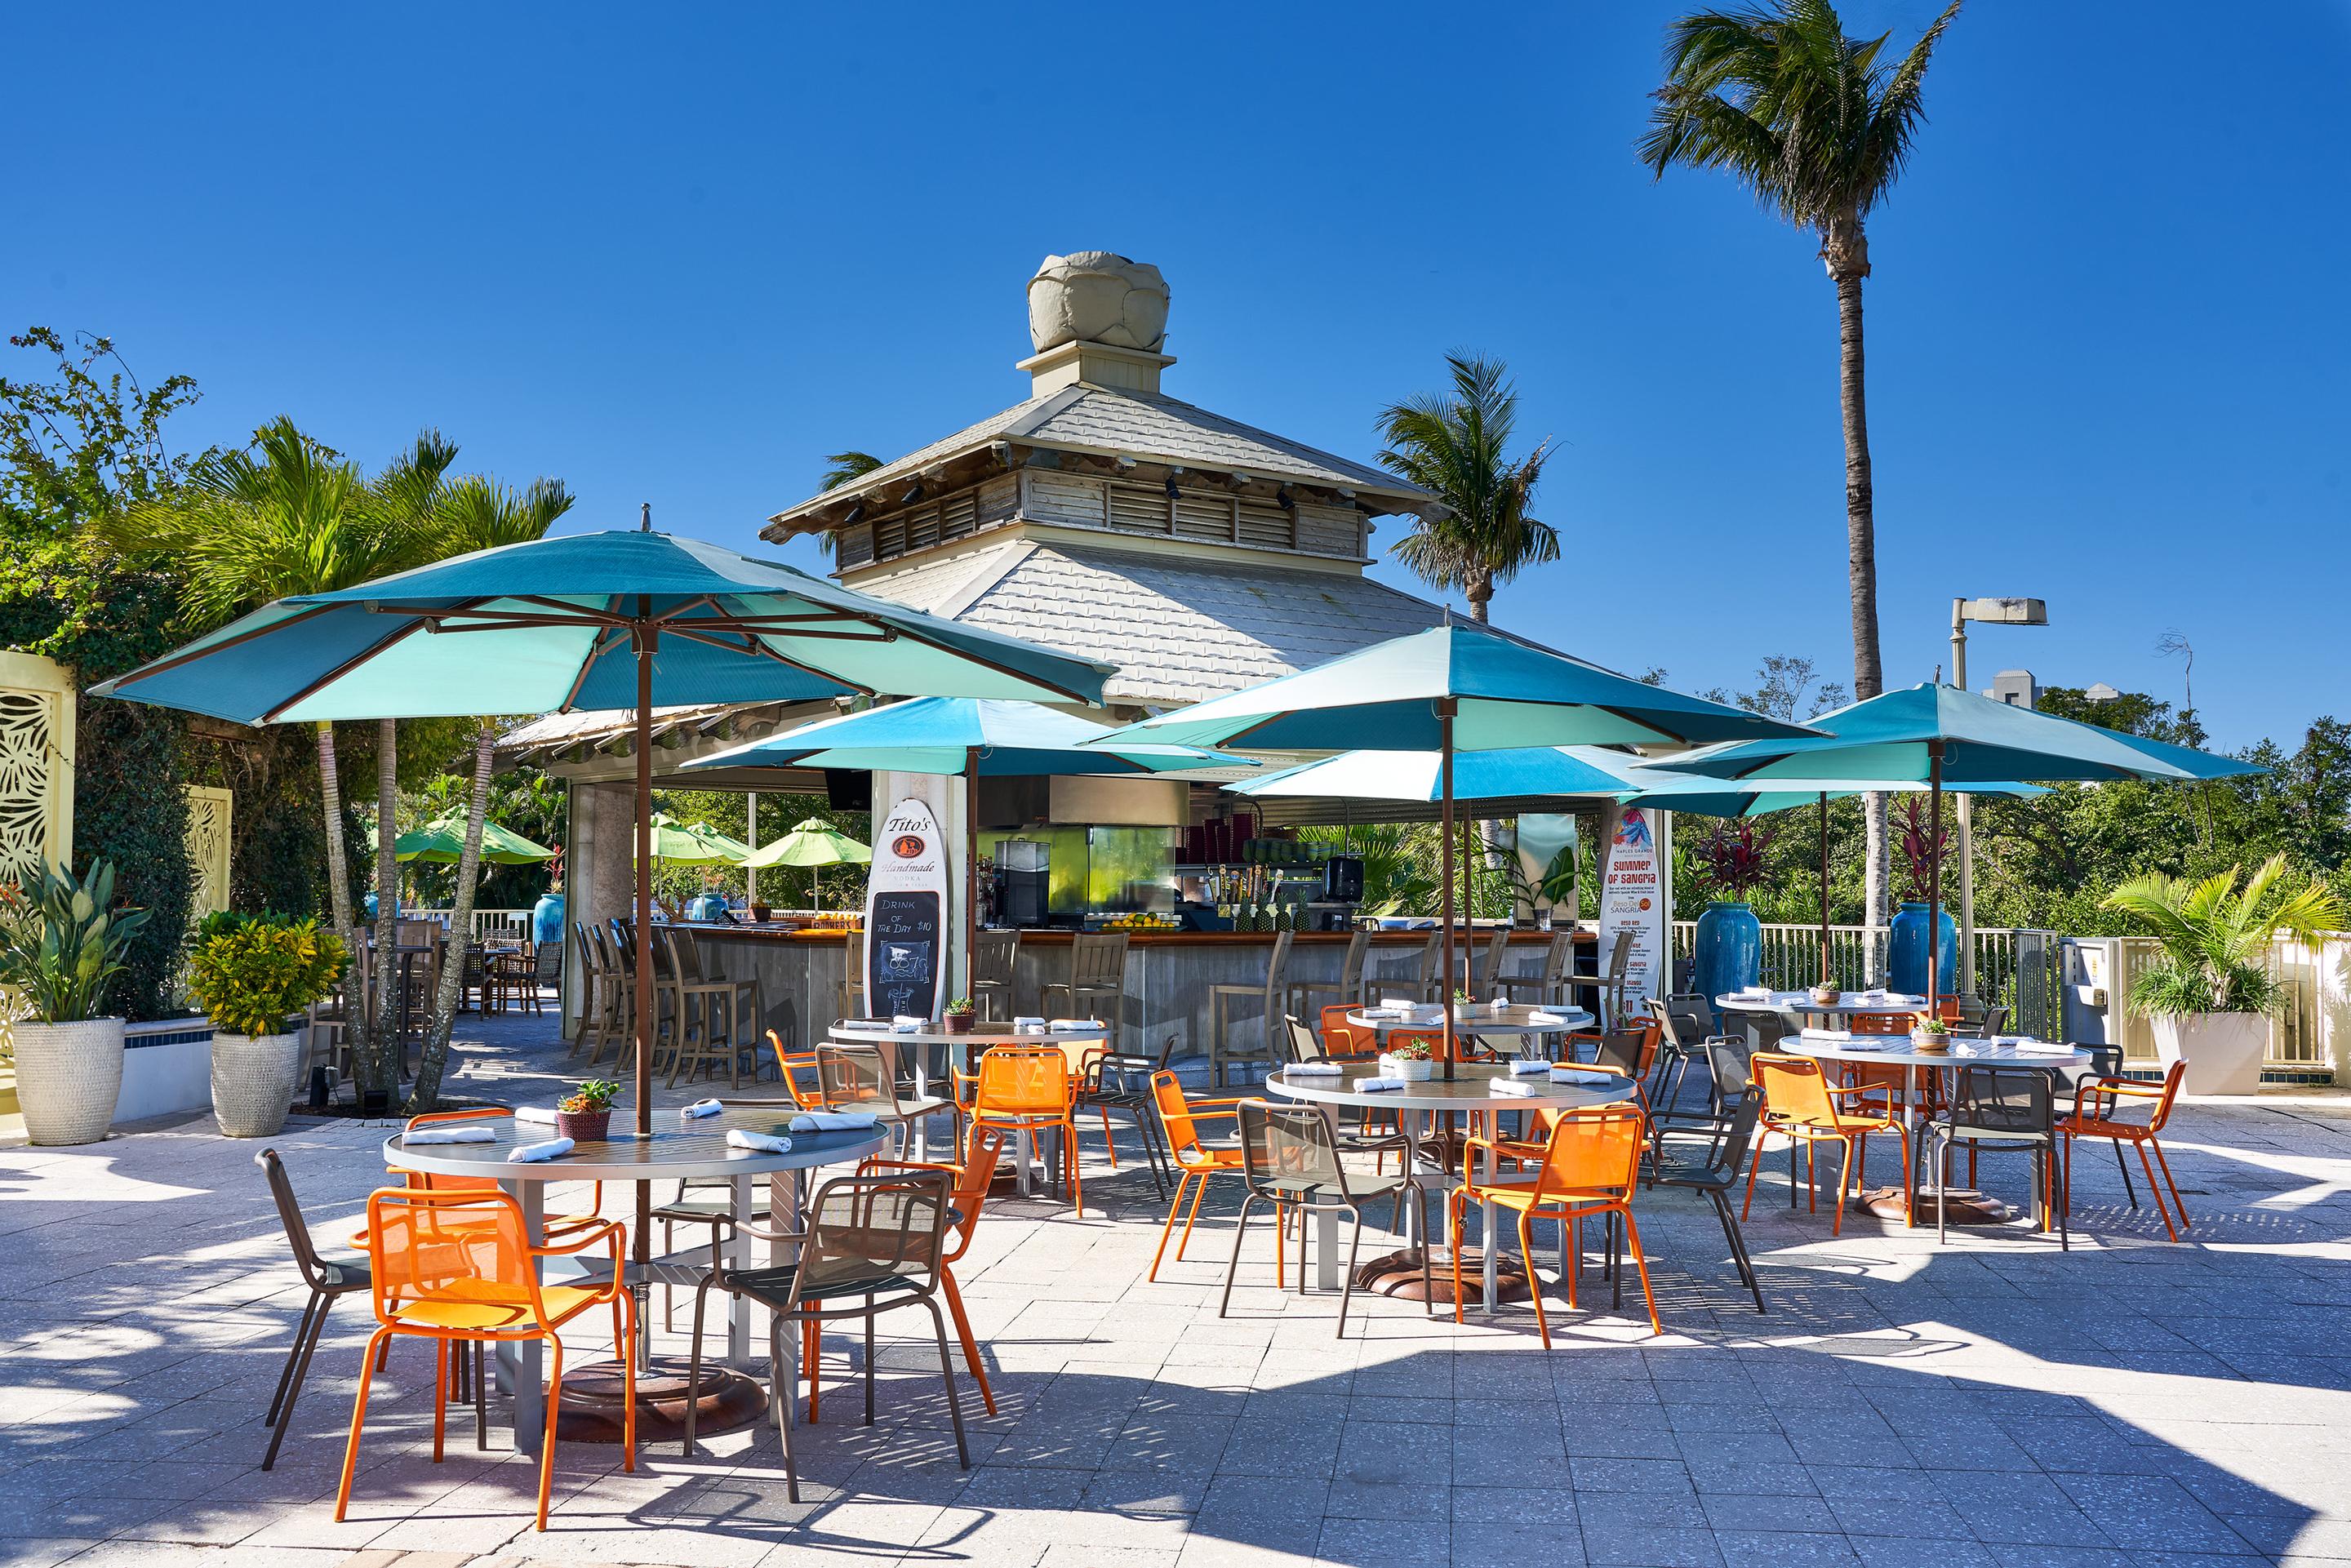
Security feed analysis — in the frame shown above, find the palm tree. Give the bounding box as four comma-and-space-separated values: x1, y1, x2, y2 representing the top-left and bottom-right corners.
1639, 0, 1962, 934
1375, 355, 1558, 624
810, 451, 885, 558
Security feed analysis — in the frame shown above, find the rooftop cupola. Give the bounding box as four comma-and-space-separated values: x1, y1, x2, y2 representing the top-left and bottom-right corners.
1018, 251, 1175, 397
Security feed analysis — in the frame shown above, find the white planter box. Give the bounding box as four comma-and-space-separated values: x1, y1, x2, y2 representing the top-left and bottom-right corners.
116, 1019, 215, 1125
2151, 1012, 2267, 1095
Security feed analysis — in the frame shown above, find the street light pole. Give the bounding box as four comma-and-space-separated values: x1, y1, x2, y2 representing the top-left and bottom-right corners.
1949, 596, 2048, 999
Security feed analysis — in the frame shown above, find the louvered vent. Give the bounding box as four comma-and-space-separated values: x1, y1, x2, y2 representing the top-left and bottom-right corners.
1173, 494, 1233, 540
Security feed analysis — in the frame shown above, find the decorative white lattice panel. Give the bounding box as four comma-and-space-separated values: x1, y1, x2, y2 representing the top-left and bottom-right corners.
184, 784, 233, 919
0, 651, 75, 886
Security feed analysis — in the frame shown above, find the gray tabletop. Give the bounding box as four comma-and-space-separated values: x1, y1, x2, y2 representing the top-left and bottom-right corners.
1345, 1004, 1593, 1041
1266, 1059, 1636, 1113
1780, 1034, 2091, 1071
381, 1105, 888, 1182
827, 1019, 1107, 1049
1715, 990, 1928, 1018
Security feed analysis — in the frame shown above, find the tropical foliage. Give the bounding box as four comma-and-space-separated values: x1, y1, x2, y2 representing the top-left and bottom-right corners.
1375, 353, 1558, 623
1694, 820, 1778, 901
810, 451, 886, 557
185, 913, 348, 1038
2103, 855, 2342, 1017
0, 860, 152, 1023
1642, 0, 1963, 931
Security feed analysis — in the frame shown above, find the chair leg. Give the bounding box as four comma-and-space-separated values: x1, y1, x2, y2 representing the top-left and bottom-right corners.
263, 1294, 334, 1471
1450, 1193, 1467, 1326
1620, 1207, 1663, 1336
1741, 1135, 1767, 1220
774, 1315, 802, 1504
264, 1291, 323, 1428
864, 1312, 878, 1428
1709, 1190, 1766, 1313
1218, 1193, 1256, 1319
334, 1325, 393, 1521
2148, 1136, 2190, 1233
1935, 1130, 1950, 1245
1337, 1206, 1365, 1339
682, 1276, 718, 1456
1518, 1212, 1549, 1348
2135, 1140, 2180, 1242
433, 1338, 450, 1463
922, 1296, 971, 1469
1149, 1171, 1193, 1281
1175, 1167, 1212, 1262
940, 1268, 996, 1415
615, 1287, 638, 1471
473, 1335, 488, 1450
2113, 1133, 2139, 1207
536, 1337, 563, 1530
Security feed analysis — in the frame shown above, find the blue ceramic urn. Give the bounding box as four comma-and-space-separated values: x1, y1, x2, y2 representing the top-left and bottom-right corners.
1887, 901, 1957, 995
686, 891, 730, 923
531, 891, 565, 948
1693, 900, 1762, 1018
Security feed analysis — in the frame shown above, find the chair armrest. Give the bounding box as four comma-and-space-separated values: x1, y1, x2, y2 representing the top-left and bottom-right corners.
530, 1218, 625, 1257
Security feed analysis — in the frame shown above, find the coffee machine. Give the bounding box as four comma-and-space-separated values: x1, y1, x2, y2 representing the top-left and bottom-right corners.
995, 837, 1050, 928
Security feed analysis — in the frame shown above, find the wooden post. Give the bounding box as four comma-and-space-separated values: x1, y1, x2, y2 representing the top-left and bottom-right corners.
1438, 700, 1457, 1079
1818, 793, 1833, 988
1926, 742, 1944, 1018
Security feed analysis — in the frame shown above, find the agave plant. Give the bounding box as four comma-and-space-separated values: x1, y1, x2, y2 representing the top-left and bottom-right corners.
2102, 855, 2343, 1017
0, 861, 153, 1023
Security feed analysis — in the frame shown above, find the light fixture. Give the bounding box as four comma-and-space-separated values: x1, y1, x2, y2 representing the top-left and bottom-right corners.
900, 483, 926, 505
842, 503, 864, 526
1275, 488, 1295, 512
1164, 475, 1181, 500
1957, 597, 2047, 626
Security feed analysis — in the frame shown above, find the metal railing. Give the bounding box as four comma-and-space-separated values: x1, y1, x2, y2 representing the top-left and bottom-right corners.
389, 908, 538, 939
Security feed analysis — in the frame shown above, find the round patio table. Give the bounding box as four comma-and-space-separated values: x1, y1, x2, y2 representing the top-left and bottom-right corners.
1267, 1060, 1635, 1315
1777, 1033, 2091, 1228
382, 1106, 886, 1455
1345, 1003, 1593, 1052
825, 1019, 1108, 1170
1716, 989, 1926, 1024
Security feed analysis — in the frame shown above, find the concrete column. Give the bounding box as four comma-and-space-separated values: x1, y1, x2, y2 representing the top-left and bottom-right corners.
562, 780, 635, 1038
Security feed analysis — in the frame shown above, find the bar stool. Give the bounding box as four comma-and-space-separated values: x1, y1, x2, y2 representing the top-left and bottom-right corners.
1042, 932, 1129, 1048
1207, 930, 1291, 1088
833, 928, 868, 1020
1467, 925, 1513, 996
971, 930, 1019, 1020
1286, 928, 1368, 1024
659, 927, 749, 1087
1497, 929, 1577, 1008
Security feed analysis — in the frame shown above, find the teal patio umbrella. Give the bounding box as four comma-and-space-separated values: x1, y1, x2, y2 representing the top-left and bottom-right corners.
1100, 622, 1816, 1070
1225, 744, 1668, 803
93, 522, 1110, 1286
1663, 682, 2257, 1013
687, 695, 1252, 998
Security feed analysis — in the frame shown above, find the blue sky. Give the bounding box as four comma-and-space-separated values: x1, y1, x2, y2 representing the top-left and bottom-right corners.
11, 2, 2347, 749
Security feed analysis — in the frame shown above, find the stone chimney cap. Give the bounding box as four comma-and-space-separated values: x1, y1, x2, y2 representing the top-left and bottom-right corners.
1029, 252, 1170, 353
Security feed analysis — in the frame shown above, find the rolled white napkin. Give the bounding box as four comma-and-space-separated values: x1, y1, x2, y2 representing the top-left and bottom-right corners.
1491, 1079, 1539, 1099
1524, 1011, 1571, 1026
1284, 1061, 1344, 1077
1506, 1059, 1551, 1077
1355, 1077, 1408, 1094
836, 1019, 891, 1033
1739, 984, 1770, 997
509, 1137, 574, 1163
1358, 1006, 1407, 1020
513, 1105, 559, 1125
402, 1126, 495, 1144
788, 1110, 881, 1133
680, 1099, 723, 1120
891, 1015, 922, 1033
727, 1129, 793, 1154
1550, 1068, 1620, 1086
1839, 1038, 1895, 1052
2007, 1042, 2073, 1056
1800, 1028, 1854, 1044
1378, 996, 1419, 1011
1012, 1015, 1046, 1028
1048, 1019, 1097, 1033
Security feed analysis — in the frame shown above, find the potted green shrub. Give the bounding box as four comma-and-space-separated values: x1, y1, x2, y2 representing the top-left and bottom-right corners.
944, 997, 977, 1035
1380, 1037, 1437, 1082
556, 1078, 618, 1142
0, 861, 149, 1146
186, 913, 349, 1138
2103, 856, 2342, 1095
1908, 1011, 1951, 1053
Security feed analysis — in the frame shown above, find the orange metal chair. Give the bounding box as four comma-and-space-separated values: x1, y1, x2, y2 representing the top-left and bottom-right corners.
336, 1187, 634, 1530
1147, 1069, 1249, 1279
1318, 1005, 1380, 1060
854, 1121, 1009, 1414
767, 1033, 828, 1110
2057, 1059, 2190, 1242
1742, 1051, 1909, 1236
971, 1042, 1085, 1212
1847, 1010, 1912, 1035
1450, 1104, 1660, 1342
397, 1108, 608, 1242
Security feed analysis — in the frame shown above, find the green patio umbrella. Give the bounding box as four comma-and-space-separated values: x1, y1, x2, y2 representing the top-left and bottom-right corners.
394, 813, 558, 864
642, 812, 751, 865
741, 816, 871, 908
687, 695, 1249, 1004
1663, 682, 2257, 1013
1100, 621, 1815, 1071
91, 522, 1110, 1295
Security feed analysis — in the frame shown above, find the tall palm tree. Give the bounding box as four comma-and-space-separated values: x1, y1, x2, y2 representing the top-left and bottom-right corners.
1639, 0, 1962, 933
810, 450, 885, 558
1375, 354, 1558, 623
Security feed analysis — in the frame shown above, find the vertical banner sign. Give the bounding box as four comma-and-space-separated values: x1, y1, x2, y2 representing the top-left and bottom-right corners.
1599, 804, 1666, 1020
864, 797, 947, 1020
1513, 813, 1579, 924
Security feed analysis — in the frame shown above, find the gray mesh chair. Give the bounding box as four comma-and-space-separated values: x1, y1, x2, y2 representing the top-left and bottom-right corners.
1221, 1100, 1430, 1336
255, 1148, 384, 1469
818, 1042, 948, 1155
1647, 994, 1727, 1113
1284, 1016, 1411, 1171
1648, 1087, 1768, 1313
1931, 1067, 2063, 1248
682, 1169, 968, 1500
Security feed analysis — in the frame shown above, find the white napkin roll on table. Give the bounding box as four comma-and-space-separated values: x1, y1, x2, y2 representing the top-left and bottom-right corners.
727, 1129, 793, 1154
1283, 1061, 1344, 1077
509, 1137, 575, 1163
1048, 1019, 1097, 1033
789, 1110, 881, 1133
1491, 1079, 1539, 1098
1506, 1059, 1552, 1076
680, 1098, 724, 1120
1355, 1077, 1408, 1093
513, 1105, 559, 1125
1549, 1068, 1619, 1086
402, 1126, 495, 1144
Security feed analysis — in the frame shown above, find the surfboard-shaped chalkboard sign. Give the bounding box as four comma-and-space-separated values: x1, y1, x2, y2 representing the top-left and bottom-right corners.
863, 797, 948, 1021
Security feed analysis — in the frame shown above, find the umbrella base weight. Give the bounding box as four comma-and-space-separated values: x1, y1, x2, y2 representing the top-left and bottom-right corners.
552, 1355, 766, 1444
1854, 1185, 2015, 1227
1354, 1247, 1531, 1306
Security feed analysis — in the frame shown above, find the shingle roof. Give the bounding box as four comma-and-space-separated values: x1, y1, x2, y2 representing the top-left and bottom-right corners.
859, 540, 1451, 706
767, 384, 1429, 530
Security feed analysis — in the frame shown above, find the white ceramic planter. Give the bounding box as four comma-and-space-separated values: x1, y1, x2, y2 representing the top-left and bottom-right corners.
11, 1017, 125, 1145
1379, 1054, 1436, 1082
2151, 1012, 2267, 1096
210, 1029, 302, 1138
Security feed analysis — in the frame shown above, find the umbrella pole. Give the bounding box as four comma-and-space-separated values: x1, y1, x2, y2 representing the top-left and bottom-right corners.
633, 615, 654, 1292
1818, 793, 1832, 988
965, 748, 979, 1013
1927, 743, 1944, 1019
1438, 701, 1457, 1079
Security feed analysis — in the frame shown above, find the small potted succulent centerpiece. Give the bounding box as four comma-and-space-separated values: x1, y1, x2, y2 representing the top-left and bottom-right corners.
1451, 988, 1496, 1020
0, 861, 149, 1147
554, 1078, 618, 1142
1809, 979, 1842, 1006
1909, 1011, 1952, 1053
1380, 1037, 1437, 1082
2104, 856, 2342, 1095
186, 912, 349, 1138
943, 997, 976, 1035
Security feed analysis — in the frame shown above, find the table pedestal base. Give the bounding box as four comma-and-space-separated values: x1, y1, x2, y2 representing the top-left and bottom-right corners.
553, 1355, 767, 1445
1855, 1185, 2015, 1227
1353, 1247, 1531, 1306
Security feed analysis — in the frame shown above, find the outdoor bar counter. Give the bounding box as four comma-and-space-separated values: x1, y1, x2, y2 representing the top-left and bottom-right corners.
675, 923, 1591, 1062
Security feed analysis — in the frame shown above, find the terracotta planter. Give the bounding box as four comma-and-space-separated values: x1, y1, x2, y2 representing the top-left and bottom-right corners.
556, 1108, 611, 1142
11, 1017, 124, 1145
944, 1011, 976, 1035
211, 1029, 302, 1138
2151, 1012, 2266, 1095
